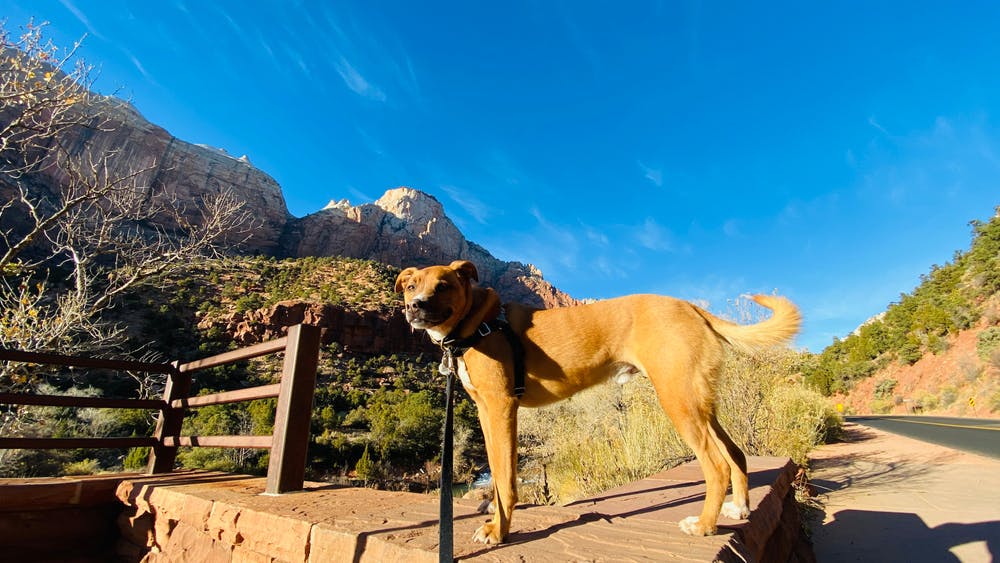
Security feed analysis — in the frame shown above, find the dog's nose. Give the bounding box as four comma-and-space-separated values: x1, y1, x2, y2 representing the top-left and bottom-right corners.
406, 299, 428, 311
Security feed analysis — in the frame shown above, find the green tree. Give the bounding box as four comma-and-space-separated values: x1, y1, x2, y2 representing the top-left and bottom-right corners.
366, 389, 442, 461
355, 443, 376, 484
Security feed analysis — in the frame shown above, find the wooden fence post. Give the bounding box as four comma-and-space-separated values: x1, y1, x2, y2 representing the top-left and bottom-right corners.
265, 324, 320, 494
147, 362, 192, 474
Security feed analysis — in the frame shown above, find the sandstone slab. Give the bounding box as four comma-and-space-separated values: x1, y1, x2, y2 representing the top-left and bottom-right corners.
107, 457, 806, 562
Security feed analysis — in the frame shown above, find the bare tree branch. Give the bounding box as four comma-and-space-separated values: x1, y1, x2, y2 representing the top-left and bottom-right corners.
1, 20, 254, 396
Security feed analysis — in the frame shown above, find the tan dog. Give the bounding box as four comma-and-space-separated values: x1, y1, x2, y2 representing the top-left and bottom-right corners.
395, 260, 800, 544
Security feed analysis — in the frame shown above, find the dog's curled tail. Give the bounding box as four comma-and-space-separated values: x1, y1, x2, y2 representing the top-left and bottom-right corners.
700, 294, 801, 352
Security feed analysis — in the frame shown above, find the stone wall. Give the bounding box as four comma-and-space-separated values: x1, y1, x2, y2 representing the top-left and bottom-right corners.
0, 473, 141, 562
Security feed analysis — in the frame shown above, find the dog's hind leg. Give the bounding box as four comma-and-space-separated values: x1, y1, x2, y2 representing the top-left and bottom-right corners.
671, 410, 731, 536
709, 417, 750, 520
639, 346, 731, 536
645, 357, 730, 536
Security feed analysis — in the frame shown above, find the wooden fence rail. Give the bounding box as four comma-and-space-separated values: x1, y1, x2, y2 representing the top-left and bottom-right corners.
0, 324, 321, 494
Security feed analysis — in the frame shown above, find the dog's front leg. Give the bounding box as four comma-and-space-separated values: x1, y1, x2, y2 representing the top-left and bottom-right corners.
472, 394, 518, 545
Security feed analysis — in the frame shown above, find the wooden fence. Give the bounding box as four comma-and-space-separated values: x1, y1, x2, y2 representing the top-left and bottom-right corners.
0, 323, 321, 494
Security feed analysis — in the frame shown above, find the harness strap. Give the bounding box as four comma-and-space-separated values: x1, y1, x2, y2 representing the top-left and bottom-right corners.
439, 315, 526, 398
500, 323, 526, 396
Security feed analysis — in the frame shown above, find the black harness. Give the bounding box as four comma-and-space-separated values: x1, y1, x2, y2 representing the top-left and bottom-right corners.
436, 310, 526, 397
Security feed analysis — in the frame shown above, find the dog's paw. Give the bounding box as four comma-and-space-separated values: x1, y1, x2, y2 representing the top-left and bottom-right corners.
679, 516, 716, 536
472, 521, 505, 545
721, 501, 750, 520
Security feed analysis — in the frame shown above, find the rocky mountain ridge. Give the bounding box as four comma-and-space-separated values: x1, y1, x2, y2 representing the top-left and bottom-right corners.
281, 187, 574, 308
8, 95, 573, 308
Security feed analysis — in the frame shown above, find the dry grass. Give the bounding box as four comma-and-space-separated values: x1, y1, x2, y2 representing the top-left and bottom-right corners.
518, 374, 689, 504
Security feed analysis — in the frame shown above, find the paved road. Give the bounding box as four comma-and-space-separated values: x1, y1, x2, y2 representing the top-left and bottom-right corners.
847, 415, 1000, 460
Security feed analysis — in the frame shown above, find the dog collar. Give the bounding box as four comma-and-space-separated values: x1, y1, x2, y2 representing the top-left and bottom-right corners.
436, 308, 526, 397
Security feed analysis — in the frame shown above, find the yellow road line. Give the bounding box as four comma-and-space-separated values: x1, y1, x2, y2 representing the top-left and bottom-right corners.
879, 418, 1000, 431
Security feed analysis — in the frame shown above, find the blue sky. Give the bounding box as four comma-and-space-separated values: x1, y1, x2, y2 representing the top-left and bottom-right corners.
3, 1, 999, 351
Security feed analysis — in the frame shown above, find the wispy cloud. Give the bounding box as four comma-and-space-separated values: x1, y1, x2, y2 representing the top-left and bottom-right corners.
481, 150, 529, 188
304, 4, 415, 105
212, 5, 272, 72
555, 7, 602, 74
779, 191, 841, 225
333, 54, 387, 102
867, 115, 892, 137
59, 0, 105, 40
440, 185, 491, 225
584, 225, 610, 246
664, 274, 751, 317
845, 148, 858, 169
722, 219, 741, 238
356, 126, 385, 157
529, 207, 583, 271
348, 186, 375, 203
387, 52, 422, 107
283, 44, 312, 77
638, 160, 664, 187
213, 5, 245, 41
635, 217, 675, 251
857, 113, 999, 207
254, 29, 279, 68
122, 49, 157, 85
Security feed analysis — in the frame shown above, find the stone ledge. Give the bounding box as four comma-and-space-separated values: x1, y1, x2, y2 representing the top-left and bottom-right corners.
108, 457, 810, 562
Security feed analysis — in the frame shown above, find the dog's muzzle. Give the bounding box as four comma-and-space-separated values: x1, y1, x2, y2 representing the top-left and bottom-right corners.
404, 299, 451, 328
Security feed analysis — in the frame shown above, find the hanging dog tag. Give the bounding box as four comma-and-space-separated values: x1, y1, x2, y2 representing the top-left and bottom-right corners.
439, 349, 456, 376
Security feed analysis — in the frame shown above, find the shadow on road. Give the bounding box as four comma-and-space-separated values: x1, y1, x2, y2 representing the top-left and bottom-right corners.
818, 509, 999, 562
824, 422, 881, 444
809, 446, 926, 496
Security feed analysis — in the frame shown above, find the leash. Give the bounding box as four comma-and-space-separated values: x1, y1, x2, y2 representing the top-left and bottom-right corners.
439, 365, 456, 562
436, 307, 526, 560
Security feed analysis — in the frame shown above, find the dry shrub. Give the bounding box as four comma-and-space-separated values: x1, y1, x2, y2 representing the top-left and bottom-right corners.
519, 347, 838, 504
518, 375, 689, 504
717, 349, 839, 465
916, 390, 939, 411
939, 384, 959, 407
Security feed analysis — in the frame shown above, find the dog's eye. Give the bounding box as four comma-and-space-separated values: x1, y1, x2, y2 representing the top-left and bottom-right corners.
406, 283, 416, 291
436, 282, 451, 292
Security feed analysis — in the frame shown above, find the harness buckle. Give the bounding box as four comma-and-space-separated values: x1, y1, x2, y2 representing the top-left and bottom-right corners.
477, 323, 492, 337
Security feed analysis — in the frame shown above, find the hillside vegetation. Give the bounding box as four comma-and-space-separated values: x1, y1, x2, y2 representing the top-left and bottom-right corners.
3, 256, 486, 484
802, 207, 1000, 414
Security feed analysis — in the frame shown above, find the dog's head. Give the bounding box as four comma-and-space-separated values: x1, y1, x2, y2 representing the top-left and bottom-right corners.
395, 260, 479, 340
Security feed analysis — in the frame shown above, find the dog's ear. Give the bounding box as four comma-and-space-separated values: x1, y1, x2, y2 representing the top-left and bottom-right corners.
449, 260, 478, 283
394, 267, 418, 293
